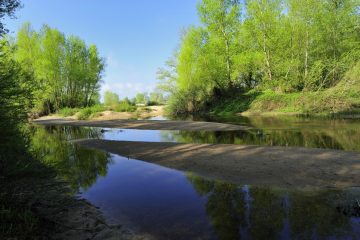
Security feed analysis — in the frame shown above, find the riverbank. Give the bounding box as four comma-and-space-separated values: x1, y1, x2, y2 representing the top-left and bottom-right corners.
207, 89, 360, 117
42, 105, 165, 121
1, 176, 150, 239
33, 118, 250, 131
1, 166, 152, 239
75, 139, 360, 188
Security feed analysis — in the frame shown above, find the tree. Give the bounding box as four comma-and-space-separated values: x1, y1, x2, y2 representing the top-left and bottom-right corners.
15, 23, 105, 114
103, 91, 119, 106
161, 0, 360, 115
0, 39, 33, 174
156, 54, 178, 95
197, 0, 241, 87
135, 93, 147, 104
245, 0, 284, 85
0, 0, 21, 35
149, 91, 164, 104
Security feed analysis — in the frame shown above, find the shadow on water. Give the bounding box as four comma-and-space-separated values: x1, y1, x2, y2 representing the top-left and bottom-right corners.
30, 125, 360, 239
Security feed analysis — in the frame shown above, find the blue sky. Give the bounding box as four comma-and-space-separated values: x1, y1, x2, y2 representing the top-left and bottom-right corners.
4, 0, 199, 99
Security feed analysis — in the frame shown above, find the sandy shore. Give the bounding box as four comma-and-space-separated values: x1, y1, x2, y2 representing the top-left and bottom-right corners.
75, 139, 360, 188
33, 118, 250, 131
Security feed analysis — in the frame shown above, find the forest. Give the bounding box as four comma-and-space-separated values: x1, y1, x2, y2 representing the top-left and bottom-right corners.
158, 0, 360, 115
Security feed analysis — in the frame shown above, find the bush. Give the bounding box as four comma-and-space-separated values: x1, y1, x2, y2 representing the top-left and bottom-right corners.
167, 89, 206, 116
58, 107, 79, 117
114, 101, 136, 112
77, 108, 92, 120
77, 105, 106, 120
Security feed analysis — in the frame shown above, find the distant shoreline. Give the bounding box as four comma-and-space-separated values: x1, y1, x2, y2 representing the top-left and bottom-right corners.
33, 118, 251, 131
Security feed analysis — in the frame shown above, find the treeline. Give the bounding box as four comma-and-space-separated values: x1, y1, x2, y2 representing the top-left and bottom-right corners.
14, 23, 105, 115
104, 90, 166, 107
159, 0, 360, 114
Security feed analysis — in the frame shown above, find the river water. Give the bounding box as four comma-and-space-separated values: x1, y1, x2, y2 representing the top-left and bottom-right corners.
30, 115, 360, 239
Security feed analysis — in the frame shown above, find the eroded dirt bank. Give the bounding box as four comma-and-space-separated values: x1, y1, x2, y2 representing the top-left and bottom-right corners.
33, 118, 250, 131
75, 139, 360, 188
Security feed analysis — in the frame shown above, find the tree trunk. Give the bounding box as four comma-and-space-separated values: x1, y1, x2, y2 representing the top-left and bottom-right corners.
304, 29, 309, 81
264, 44, 272, 81
225, 38, 232, 86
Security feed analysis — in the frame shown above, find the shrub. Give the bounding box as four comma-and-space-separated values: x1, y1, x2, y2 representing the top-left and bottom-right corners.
58, 107, 79, 117
77, 108, 92, 120
115, 101, 136, 112
77, 105, 106, 120
89, 104, 106, 113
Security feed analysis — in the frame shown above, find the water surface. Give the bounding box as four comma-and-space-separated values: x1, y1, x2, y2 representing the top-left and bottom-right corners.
101, 115, 360, 151
29, 121, 360, 239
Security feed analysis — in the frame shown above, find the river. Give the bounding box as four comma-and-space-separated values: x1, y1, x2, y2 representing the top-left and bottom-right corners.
30, 115, 360, 239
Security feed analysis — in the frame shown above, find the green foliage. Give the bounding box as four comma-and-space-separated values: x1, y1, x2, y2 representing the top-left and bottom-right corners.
161, 0, 360, 116
77, 108, 93, 120
0, 40, 33, 175
0, 39, 50, 239
135, 92, 148, 105
77, 105, 105, 120
115, 101, 137, 112
149, 91, 165, 105
103, 90, 120, 107
15, 23, 105, 115
58, 107, 79, 117
103, 90, 137, 112
30, 126, 111, 191
156, 55, 178, 94
210, 84, 360, 116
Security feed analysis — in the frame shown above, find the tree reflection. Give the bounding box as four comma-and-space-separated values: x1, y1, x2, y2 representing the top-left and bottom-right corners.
164, 115, 360, 151
289, 191, 351, 239
249, 187, 285, 239
29, 126, 112, 191
188, 174, 245, 240
187, 174, 360, 240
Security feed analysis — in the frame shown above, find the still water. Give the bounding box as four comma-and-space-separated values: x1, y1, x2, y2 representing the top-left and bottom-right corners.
30, 115, 360, 239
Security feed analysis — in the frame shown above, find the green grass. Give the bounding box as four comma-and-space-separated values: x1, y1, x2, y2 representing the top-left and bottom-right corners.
208, 88, 360, 117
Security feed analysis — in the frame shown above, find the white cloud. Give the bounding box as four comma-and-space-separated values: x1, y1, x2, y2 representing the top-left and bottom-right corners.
106, 54, 121, 68
100, 82, 156, 101
100, 54, 158, 101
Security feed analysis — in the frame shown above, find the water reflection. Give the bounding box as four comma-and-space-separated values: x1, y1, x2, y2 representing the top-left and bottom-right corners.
97, 114, 360, 151
102, 126, 360, 151
193, 115, 360, 151
29, 125, 360, 239
29, 125, 112, 191
188, 174, 360, 240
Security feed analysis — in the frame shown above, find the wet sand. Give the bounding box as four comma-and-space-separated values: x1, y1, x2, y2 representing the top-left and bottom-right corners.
75, 139, 360, 188
33, 118, 250, 131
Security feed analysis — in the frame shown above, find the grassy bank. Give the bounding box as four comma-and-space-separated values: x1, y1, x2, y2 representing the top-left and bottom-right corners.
205, 65, 360, 118
208, 88, 360, 118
